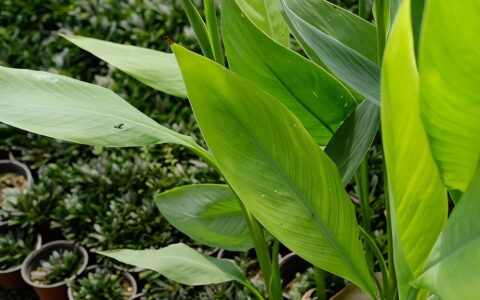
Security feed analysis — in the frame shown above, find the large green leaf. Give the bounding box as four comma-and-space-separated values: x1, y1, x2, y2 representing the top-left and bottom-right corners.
63, 35, 187, 98
155, 184, 253, 251
381, 1, 447, 298
234, 0, 290, 47
414, 163, 480, 299
100, 243, 248, 286
281, 0, 380, 105
172, 44, 375, 296
419, 0, 480, 192
325, 101, 379, 185
0, 67, 210, 160
222, 0, 356, 145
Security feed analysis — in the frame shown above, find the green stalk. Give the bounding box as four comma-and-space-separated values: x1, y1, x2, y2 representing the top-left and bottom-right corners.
383, 164, 397, 300
180, 0, 214, 59
269, 239, 282, 300
313, 267, 327, 300
359, 0, 366, 19
359, 227, 388, 300
246, 282, 267, 300
375, 0, 387, 62
355, 158, 373, 272
203, 0, 225, 66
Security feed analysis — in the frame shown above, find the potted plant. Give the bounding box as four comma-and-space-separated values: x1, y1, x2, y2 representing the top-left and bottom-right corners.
67, 265, 137, 300
21, 240, 88, 300
0, 158, 32, 222
0, 224, 41, 289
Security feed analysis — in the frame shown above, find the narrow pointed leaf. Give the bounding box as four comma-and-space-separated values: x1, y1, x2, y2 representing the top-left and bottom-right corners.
63, 35, 187, 98
222, 0, 356, 145
414, 164, 480, 299
281, 0, 380, 105
173, 44, 375, 296
325, 101, 380, 185
180, 0, 214, 59
419, 0, 480, 192
155, 184, 253, 251
0, 67, 199, 151
234, 0, 290, 47
382, 1, 447, 298
100, 243, 248, 286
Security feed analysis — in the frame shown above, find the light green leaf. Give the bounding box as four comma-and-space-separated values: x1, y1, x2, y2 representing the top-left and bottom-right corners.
325, 101, 380, 185
155, 184, 253, 251
100, 243, 248, 286
419, 0, 480, 192
381, 1, 447, 298
414, 163, 480, 299
172, 44, 375, 296
281, 0, 380, 105
63, 35, 187, 98
234, 0, 290, 47
222, 0, 356, 145
0, 67, 211, 161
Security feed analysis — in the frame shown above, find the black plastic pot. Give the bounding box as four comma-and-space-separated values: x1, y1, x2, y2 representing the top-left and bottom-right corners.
67, 265, 137, 300
0, 224, 41, 289
279, 253, 312, 299
0, 158, 33, 188
21, 240, 89, 300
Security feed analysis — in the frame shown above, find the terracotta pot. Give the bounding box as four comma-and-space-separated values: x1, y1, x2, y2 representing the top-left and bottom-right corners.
21, 240, 89, 300
0, 224, 41, 289
67, 265, 137, 300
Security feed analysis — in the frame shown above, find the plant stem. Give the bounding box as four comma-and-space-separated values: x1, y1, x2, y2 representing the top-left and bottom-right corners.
246, 282, 267, 300
313, 267, 327, 300
359, 227, 388, 300
269, 239, 283, 300
204, 0, 225, 66
383, 164, 397, 300
355, 158, 373, 272
375, 0, 387, 62
359, 0, 366, 19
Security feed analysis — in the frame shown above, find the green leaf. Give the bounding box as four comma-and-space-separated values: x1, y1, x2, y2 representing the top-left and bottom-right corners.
325, 101, 380, 185
281, 0, 380, 105
155, 184, 253, 251
414, 163, 480, 299
222, 0, 356, 145
172, 44, 375, 296
381, 1, 447, 298
234, 0, 290, 47
0, 67, 207, 157
180, 0, 214, 60
62, 35, 187, 98
419, 0, 480, 192
100, 243, 248, 286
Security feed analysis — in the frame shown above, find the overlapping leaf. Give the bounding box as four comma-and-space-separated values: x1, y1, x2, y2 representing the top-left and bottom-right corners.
234, 0, 290, 47
222, 0, 355, 145
172, 44, 375, 296
419, 0, 480, 193
155, 184, 253, 251
381, 1, 447, 298
281, 0, 380, 105
63, 35, 187, 98
415, 164, 480, 299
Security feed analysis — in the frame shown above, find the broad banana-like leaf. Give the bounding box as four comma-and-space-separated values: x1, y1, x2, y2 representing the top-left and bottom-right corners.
155, 184, 253, 251
381, 1, 447, 298
419, 0, 480, 193
414, 163, 480, 299
172, 44, 375, 296
0, 67, 212, 163
325, 100, 379, 186
222, 0, 356, 145
100, 243, 249, 286
281, 0, 380, 106
234, 0, 290, 47
63, 35, 187, 98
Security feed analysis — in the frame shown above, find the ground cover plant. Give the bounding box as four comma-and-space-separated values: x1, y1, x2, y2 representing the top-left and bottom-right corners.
0, 226, 37, 270
30, 248, 84, 285
0, 0, 479, 299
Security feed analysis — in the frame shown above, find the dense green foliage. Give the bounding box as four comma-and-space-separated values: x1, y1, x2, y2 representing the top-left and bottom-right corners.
0, 226, 36, 270
31, 249, 83, 285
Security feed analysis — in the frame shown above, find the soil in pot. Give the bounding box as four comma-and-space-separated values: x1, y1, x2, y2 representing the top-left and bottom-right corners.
67, 265, 137, 300
21, 241, 88, 300
0, 172, 28, 205
0, 224, 41, 289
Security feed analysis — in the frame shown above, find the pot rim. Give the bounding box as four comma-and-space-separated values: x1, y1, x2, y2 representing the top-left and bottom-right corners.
20, 240, 88, 288
0, 159, 33, 188
0, 224, 42, 274
67, 264, 138, 300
